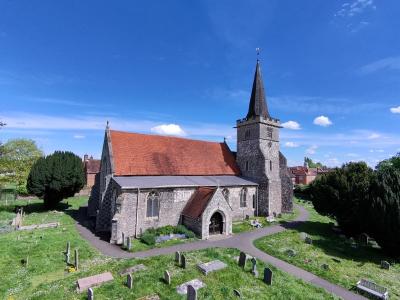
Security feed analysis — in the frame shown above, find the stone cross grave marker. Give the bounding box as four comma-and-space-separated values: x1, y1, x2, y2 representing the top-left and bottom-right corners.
175, 251, 181, 265
233, 289, 241, 298
74, 249, 79, 271
187, 285, 197, 300
127, 237, 132, 251
127, 273, 133, 289
88, 288, 94, 300
181, 254, 187, 269
263, 268, 273, 285
380, 261, 390, 270
238, 252, 247, 269
251, 257, 258, 277
164, 270, 171, 285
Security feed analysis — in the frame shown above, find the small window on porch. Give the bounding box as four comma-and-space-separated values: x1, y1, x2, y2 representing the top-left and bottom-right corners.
146, 191, 160, 218
240, 188, 247, 208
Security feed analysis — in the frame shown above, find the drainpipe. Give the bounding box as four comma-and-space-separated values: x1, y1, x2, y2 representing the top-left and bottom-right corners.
256, 186, 259, 217
135, 188, 140, 238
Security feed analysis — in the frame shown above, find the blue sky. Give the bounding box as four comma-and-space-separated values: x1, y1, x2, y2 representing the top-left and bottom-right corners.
1, 0, 399, 167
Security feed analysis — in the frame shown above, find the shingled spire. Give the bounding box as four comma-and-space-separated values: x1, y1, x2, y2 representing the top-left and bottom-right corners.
246, 60, 270, 119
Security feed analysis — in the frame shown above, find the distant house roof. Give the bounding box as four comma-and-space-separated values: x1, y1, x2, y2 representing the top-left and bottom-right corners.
112, 175, 257, 189
109, 130, 240, 176
84, 159, 101, 174
182, 187, 216, 219
289, 166, 331, 177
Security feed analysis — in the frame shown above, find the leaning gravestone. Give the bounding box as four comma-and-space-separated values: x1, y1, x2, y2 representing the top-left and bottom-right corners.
181, 254, 187, 269
238, 252, 247, 269
251, 257, 258, 277
197, 260, 227, 275
88, 288, 94, 300
175, 251, 181, 265
127, 273, 133, 289
187, 284, 197, 300
263, 268, 273, 285
164, 270, 171, 285
380, 261, 390, 270
233, 289, 241, 298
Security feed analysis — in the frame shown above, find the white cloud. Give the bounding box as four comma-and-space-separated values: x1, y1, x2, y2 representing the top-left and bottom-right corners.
313, 116, 333, 127
369, 149, 384, 153
347, 153, 359, 157
327, 158, 340, 167
73, 134, 85, 139
281, 121, 301, 130
335, 0, 376, 18
390, 106, 400, 114
367, 133, 380, 139
150, 124, 186, 136
360, 56, 400, 75
306, 145, 318, 155
284, 142, 299, 148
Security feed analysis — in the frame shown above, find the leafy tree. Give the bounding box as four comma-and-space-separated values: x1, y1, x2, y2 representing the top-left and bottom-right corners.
376, 152, 400, 171
304, 157, 326, 169
369, 165, 400, 255
309, 162, 374, 235
0, 139, 43, 194
27, 151, 85, 208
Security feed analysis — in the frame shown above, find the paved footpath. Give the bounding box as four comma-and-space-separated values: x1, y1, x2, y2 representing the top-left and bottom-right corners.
75, 205, 366, 300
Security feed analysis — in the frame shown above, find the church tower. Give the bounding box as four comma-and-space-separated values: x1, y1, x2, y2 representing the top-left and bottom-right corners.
236, 60, 282, 216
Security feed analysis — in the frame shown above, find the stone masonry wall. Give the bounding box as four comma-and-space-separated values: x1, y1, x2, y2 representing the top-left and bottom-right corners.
279, 152, 294, 213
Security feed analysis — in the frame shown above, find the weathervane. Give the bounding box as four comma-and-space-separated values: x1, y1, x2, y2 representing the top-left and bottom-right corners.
256, 47, 261, 61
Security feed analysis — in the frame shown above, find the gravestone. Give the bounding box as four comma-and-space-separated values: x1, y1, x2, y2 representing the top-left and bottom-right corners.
66, 241, 70, 255
164, 270, 171, 285
66, 241, 71, 264
77, 272, 114, 293
286, 249, 296, 257
187, 284, 197, 300
299, 232, 307, 241
238, 252, 247, 269
197, 260, 227, 275
380, 261, 390, 270
127, 273, 133, 289
181, 254, 187, 269
359, 233, 369, 246
245, 215, 250, 220
127, 237, 132, 251
233, 289, 241, 298
176, 279, 205, 295
263, 268, 273, 285
88, 288, 94, 300
74, 249, 79, 270
175, 251, 181, 265
251, 257, 258, 277
122, 232, 125, 247
119, 264, 147, 276
305, 237, 313, 245
321, 263, 330, 270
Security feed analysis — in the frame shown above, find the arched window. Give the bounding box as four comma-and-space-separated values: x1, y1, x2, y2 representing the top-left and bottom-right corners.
222, 188, 229, 202
240, 188, 247, 208
146, 191, 160, 218
245, 161, 249, 171
245, 129, 251, 139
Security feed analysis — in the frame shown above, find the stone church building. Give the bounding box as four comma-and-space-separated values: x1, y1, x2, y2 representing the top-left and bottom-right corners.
88, 60, 293, 244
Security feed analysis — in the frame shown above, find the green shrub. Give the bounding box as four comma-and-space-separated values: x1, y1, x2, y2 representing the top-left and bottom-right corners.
140, 232, 156, 245
155, 225, 175, 235
175, 225, 195, 238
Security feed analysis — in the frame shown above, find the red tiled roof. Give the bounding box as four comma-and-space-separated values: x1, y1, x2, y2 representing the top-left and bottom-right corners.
182, 187, 216, 219
85, 159, 101, 174
109, 130, 240, 176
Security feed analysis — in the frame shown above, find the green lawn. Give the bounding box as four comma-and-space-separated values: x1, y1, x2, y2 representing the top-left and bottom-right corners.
232, 207, 300, 234
254, 199, 400, 299
0, 196, 340, 299
128, 236, 198, 252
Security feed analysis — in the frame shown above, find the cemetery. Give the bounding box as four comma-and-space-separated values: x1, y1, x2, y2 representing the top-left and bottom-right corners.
0, 196, 341, 299
254, 199, 400, 299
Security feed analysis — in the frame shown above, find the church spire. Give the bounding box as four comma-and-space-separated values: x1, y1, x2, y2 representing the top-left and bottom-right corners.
246, 59, 270, 119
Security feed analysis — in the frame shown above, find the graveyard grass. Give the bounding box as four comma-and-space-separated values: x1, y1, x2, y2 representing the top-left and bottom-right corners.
0, 197, 340, 299
232, 206, 300, 234
254, 198, 400, 299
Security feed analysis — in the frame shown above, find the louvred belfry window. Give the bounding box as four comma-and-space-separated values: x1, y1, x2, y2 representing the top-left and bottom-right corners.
146, 191, 160, 218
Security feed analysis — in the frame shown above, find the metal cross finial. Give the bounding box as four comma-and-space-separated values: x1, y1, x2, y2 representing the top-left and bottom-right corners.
256, 47, 261, 61
106, 120, 109, 128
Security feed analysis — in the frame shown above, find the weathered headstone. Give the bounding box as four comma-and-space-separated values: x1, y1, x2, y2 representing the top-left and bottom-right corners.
380, 261, 390, 270
176, 279, 205, 295
74, 249, 79, 270
251, 257, 258, 277
299, 232, 307, 241
66, 241, 71, 264
233, 289, 242, 298
127, 237, 132, 251
187, 285, 197, 300
127, 273, 133, 289
359, 233, 369, 246
164, 270, 171, 285
66, 241, 71, 255
238, 252, 247, 269
77, 272, 114, 293
175, 251, 181, 265
181, 254, 187, 269
88, 288, 94, 300
305, 237, 313, 245
119, 264, 147, 276
197, 260, 227, 275
263, 268, 273, 285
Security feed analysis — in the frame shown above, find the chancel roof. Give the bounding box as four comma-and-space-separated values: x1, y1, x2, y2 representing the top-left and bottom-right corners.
109, 130, 240, 176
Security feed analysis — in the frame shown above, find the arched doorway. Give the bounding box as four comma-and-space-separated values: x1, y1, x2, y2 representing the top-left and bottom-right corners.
209, 212, 223, 235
